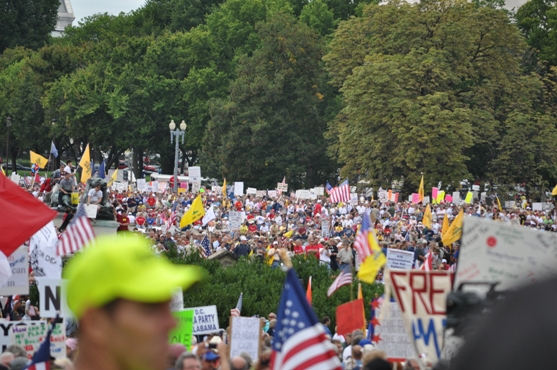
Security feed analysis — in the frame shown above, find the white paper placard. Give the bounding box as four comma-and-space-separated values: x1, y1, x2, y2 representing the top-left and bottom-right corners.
374, 299, 416, 361
189, 166, 201, 184
186, 305, 220, 335
456, 217, 557, 291
230, 316, 261, 362
386, 249, 415, 270
0, 246, 29, 295
10, 322, 66, 359
229, 211, 243, 231
277, 183, 288, 193
234, 182, 244, 196
37, 278, 72, 318
256, 190, 267, 197
84, 204, 98, 219
314, 187, 324, 196
268, 190, 277, 198
246, 187, 257, 195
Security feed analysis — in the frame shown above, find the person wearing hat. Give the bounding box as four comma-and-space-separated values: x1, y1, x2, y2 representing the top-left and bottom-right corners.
65, 235, 204, 370
233, 236, 251, 257
58, 170, 75, 207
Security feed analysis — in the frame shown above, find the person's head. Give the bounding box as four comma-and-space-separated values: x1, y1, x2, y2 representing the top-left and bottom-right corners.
332, 339, 343, 355
8, 357, 27, 370
0, 352, 14, 368
364, 358, 392, 370
65, 235, 204, 370
201, 350, 220, 370
231, 356, 248, 370
175, 352, 201, 370
5, 346, 26, 359
352, 345, 363, 360
321, 316, 330, 326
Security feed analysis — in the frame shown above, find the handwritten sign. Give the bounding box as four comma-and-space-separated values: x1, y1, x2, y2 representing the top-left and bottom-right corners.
386, 249, 414, 270
0, 246, 29, 295
256, 190, 267, 198
314, 187, 325, 196
229, 211, 243, 231
378, 191, 388, 203
277, 183, 288, 193
387, 270, 453, 362
169, 310, 194, 350
29, 222, 62, 279
296, 190, 310, 199
234, 182, 244, 196
246, 187, 257, 195
456, 217, 557, 291
411, 193, 420, 204
84, 204, 98, 219
189, 166, 201, 185
10, 322, 66, 359
374, 300, 416, 361
230, 316, 261, 362
170, 289, 183, 312
268, 190, 277, 198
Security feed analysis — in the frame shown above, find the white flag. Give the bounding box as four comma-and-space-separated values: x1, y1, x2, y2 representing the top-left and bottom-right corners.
202, 205, 216, 226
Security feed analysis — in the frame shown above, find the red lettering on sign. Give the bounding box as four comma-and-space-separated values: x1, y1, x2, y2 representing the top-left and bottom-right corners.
429, 272, 447, 315
410, 272, 430, 315
390, 271, 408, 312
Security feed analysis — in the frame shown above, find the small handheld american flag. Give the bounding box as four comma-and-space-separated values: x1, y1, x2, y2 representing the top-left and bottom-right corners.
57, 203, 95, 256
200, 235, 212, 258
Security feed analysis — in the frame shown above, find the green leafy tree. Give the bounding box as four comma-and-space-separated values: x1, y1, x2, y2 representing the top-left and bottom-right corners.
300, 0, 337, 36
0, 0, 59, 53
516, 0, 557, 67
204, 13, 335, 189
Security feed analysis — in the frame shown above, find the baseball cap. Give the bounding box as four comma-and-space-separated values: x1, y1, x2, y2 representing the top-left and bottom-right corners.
203, 351, 220, 361
65, 234, 204, 319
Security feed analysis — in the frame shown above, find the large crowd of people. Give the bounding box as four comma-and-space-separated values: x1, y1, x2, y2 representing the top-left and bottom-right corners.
5, 165, 557, 370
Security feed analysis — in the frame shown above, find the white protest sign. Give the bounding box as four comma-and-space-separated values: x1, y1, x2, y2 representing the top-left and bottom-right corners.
170, 289, 184, 312
137, 179, 147, 192
296, 190, 310, 199
211, 185, 220, 193
505, 201, 516, 208
158, 182, 168, 193
388, 270, 452, 362
256, 190, 266, 198
374, 299, 416, 361
84, 204, 98, 219
234, 182, 244, 196
532, 202, 543, 211
187, 305, 220, 335
229, 211, 243, 231
10, 322, 66, 359
37, 278, 72, 318
246, 187, 257, 195
386, 249, 414, 270
321, 220, 330, 237
379, 191, 389, 203
189, 166, 201, 184
29, 222, 62, 279
192, 182, 201, 193
314, 187, 325, 196
350, 193, 358, 205
277, 183, 288, 193
268, 190, 277, 198
423, 196, 430, 204
230, 316, 261, 362
309, 189, 318, 200
0, 246, 29, 295
151, 181, 159, 193
472, 185, 480, 191
452, 192, 461, 205
456, 217, 557, 291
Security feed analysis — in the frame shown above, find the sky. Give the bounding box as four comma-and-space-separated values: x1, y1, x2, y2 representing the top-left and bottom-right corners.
70, 0, 146, 23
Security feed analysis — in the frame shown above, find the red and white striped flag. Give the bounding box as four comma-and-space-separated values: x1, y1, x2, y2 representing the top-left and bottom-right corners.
420, 252, 433, 271
327, 270, 353, 297
329, 180, 350, 203
57, 204, 95, 256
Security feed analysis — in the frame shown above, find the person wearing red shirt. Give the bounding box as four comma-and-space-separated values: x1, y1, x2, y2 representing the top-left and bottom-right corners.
116, 210, 130, 233
248, 222, 257, 233
147, 194, 156, 208
313, 201, 322, 216
293, 240, 305, 255
305, 242, 320, 259
234, 200, 242, 211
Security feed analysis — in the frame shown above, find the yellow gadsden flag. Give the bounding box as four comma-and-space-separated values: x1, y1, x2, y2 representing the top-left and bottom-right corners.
358, 214, 387, 284
552, 184, 557, 196
442, 213, 449, 237
222, 178, 227, 197
180, 194, 205, 228
423, 203, 433, 229
418, 174, 424, 202
442, 209, 464, 246
107, 169, 118, 187
30, 151, 48, 169
79, 144, 92, 184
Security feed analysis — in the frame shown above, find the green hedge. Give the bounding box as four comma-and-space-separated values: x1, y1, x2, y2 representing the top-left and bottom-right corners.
168, 250, 384, 330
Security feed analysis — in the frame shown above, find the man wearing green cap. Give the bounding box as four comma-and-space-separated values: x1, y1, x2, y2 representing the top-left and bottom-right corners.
65, 234, 203, 370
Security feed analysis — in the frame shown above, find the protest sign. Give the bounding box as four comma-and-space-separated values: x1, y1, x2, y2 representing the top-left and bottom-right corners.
170, 289, 184, 312
296, 190, 311, 199
0, 245, 29, 295
178, 188, 186, 194
150, 181, 159, 193
432, 188, 438, 201
186, 305, 220, 335
386, 249, 414, 270
158, 182, 168, 193
532, 202, 543, 211
180, 182, 188, 190
246, 187, 257, 195
192, 182, 201, 193
452, 192, 461, 205
505, 201, 515, 208
456, 217, 557, 291
374, 299, 416, 362
267, 190, 277, 198
423, 196, 430, 204
211, 185, 220, 193
83, 204, 98, 219
234, 182, 244, 196
350, 193, 358, 204
472, 185, 480, 191
10, 322, 66, 359
256, 190, 267, 197
29, 222, 62, 279
137, 179, 147, 191
411, 193, 420, 204
314, 186, 325, 196
169, 309, 194, 350
37, 278, 72, 318
387, 270, 453, 362
229, 211, 242, 231
321, 220, 330, 237
378, 191, 388, 203
189, 166, 201, 184
277, 183, 288, 193
229, 316, 262, 362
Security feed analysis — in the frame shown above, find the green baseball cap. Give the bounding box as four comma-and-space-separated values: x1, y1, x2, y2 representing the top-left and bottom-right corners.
65, 234, 204, 319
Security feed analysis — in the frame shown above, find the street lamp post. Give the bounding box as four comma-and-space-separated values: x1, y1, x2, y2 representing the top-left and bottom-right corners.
5, 116, 11, 171
169, 120, 187, 192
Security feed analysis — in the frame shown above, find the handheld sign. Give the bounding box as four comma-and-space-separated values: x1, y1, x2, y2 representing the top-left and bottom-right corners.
185, 305, 220, 335
386, 249, 414, 270
169, 310, 194, 350
373, 299, 416, 362
229, 316, 262, 362
0, 246, 29, 295
37, 278, 72, 318
10, 322, 66, 359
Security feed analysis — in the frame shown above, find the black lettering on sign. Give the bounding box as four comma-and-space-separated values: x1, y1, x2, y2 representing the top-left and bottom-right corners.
45, 285, 61, 311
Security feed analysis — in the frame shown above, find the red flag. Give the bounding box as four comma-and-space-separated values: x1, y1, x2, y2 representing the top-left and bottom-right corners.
0, 172, 57, 256
336, 298, 365, 336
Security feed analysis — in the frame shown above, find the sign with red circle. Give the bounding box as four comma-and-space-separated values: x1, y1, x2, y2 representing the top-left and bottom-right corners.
487, 236, 497, 247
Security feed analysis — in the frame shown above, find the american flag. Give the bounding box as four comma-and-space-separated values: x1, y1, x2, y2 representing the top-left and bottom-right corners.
271, 269, 342, 370
27, 319, 55, 370
353, 211, 374, 264
231, 292, 243, 317
325, 181, 333, 195
420, 252, 433, 271
327, 270, 353, 297
329, 180, 350, 203
165, 211, 177, 229
57, 203, 95, 256
200, 235, 212, 258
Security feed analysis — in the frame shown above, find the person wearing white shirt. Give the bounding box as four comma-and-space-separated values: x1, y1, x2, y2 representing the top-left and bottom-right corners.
87, 184, 103, 208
